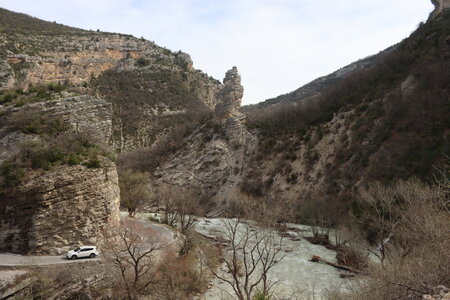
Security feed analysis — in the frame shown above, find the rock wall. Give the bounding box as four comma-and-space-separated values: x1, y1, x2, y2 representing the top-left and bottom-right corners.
431, 0, 450, 18
2, 34, 169, 90
214, 67, 244, 119
156, 67, 256, 206
0, 32, 221, 110
0, 95, 113, 163
0, 160, 120, 255
0, 94, 120, 255
155, 119, 256, 206
0, 9, 225, 154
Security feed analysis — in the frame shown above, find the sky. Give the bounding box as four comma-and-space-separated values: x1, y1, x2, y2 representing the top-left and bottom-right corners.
1, 0, 434, 105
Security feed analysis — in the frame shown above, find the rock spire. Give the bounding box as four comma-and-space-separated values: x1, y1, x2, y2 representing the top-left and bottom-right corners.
214, 66, 244, 119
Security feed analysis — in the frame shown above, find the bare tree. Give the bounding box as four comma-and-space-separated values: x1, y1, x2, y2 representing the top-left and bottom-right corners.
208, 218, 284, 300
104, 220, 165, 299
156, 185, 179, 226
343, 177, 450, 299
155, 185, 202, 233
174, 188, 202, 234
354, 181, 402, 265
119, 169, 151, 217
228, 192, 294, 228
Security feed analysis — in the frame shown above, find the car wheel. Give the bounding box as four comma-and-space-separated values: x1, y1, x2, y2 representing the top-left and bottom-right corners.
89, 253, 96, 258
71, 255, 77, 260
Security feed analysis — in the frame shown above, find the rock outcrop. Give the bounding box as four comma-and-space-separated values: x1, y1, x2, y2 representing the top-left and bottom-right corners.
431, 0, 450, 18
0, 159, 120, 255
0, 95, 113, 163
214, 67, 244, 119
0, 94, 120, 255
0, 8, 224, 152
155, 67, 256, 206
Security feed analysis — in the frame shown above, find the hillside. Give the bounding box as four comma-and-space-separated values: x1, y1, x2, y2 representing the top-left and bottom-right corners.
153, 8, 450, 220
0, 8, 222, 152
240, 9, 450, 221
243, 46, 394, 112
0, 7, 86, 34
0, 7, 222, 254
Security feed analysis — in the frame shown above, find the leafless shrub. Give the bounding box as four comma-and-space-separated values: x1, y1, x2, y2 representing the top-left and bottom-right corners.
330, 177, 450, 299
227, 192, 294, 228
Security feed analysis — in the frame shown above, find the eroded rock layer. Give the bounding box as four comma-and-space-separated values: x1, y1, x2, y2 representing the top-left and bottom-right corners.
0, 160, 120, 255
156, 67, 256, 206
0, 95, 120, 255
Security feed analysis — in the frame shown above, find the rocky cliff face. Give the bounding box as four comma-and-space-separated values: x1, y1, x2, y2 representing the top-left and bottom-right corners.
215, 67, 244, 119
1, 32, 197, 95
431, 0, 450, 18
0, 93, 120, 255
0, 8, 223, 152
0, 95, 113, 163
155, 67, 256, 206
0, 159, 120, 255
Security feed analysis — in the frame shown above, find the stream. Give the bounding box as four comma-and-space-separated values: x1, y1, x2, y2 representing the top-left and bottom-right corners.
195, 218, 349, 300
132, 212, 350, 300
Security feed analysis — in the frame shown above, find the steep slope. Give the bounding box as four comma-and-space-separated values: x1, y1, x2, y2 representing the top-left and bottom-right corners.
155, 67, 257, 207
245, 0, 449, 112
0, 8, 222, 151
0, 91, 120, 255
244, 47, 394, 112
0, 8, 223, 254
242, 10, 450, 221
154, 8, 449, 217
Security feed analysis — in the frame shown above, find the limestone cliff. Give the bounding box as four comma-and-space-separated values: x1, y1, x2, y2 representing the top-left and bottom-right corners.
431, 0, 450, 18
0, 159, 120, 255
0, 93, 120, 255
0, 95, 113, 163
155, 67, 256, 206
214, 67, 244, 119
0, 8, 223, 152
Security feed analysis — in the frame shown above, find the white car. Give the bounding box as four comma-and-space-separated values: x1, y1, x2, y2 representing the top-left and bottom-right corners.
67, 246, 98, 260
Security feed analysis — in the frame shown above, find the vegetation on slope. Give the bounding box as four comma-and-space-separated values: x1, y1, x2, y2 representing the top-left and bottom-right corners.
0, 108, 113, 191
0, 8, 86, 35
94, 62, 218, 151
247, 11, 450, 188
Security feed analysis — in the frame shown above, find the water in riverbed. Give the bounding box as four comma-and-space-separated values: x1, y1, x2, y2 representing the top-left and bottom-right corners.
131, 212, 351, 299
194, 218, 348, 300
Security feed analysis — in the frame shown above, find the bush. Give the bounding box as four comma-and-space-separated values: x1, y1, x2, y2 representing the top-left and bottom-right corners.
0, 161, 25, 188
0, 133, 112, 190
83, 156, 101, 168
7, 110, 68, 136
240, 176, 264, 197
331, 177, 450, 299
135, 58, 151, 67
335, 244, 368, 270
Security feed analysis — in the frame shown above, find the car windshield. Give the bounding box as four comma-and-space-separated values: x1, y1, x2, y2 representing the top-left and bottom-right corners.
73, 247, 80, 251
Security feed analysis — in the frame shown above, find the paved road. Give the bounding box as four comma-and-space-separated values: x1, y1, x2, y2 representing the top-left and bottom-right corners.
0, 216, 176, 267
0, 253, 100, 266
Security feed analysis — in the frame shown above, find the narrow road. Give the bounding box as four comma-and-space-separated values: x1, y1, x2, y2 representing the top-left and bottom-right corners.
0, 216, 176, 267
0, 253, 99, 266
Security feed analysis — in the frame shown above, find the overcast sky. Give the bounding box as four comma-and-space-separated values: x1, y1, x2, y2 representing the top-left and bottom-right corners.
1, 0, 434, 104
